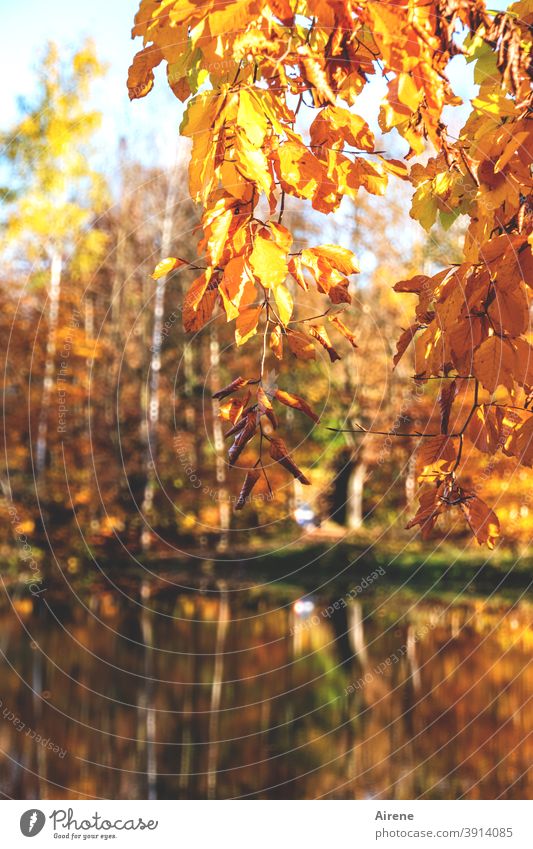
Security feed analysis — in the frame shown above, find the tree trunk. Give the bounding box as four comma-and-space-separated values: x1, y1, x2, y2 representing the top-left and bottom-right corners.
209, 322, 230, 551
141, 160, 180, 550
206, 585, 229, 798
405, 450, 416, 508
36, 249, 62, 478
346, 460, 367, 530
105, 138, 128, 429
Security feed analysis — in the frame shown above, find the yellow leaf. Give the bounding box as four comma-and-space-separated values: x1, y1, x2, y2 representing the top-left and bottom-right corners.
273, 283, 293, 326
234, 132, 272, 195
250, 234, 288, 289
237, 89, 268, 147
151, 256, 188, 279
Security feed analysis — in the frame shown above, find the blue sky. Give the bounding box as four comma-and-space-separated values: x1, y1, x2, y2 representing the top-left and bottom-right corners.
2, 0, 182, 167
2, 0, 510, 172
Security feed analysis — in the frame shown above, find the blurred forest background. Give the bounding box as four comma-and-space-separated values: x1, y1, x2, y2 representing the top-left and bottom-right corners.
1, 38, 531, 571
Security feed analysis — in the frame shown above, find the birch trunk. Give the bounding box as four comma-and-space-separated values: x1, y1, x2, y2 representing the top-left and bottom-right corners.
141, 161, 180, 550
346, 460, 367, 530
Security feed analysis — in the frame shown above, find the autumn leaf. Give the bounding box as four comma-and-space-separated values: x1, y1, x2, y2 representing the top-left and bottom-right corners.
183, 274, 217, 332
237, 88, 268, 147
460, 494, 500, 549
466, 405, 501, 454
213, 376, 255, 401
328, 315, 358, 348
393, 324, 421, 367
438, 380, 458, 435
219, 393, 250, 424
505, 416, 533, 467
127, 46, 163, 100
235, 306, 262, 346
270, 325, 283, 359
228, 412, 257, 465
309, 325, 341, 362
406, 485, 446, 540
219, 256, 256, 321
274, 389, 319, 422
417, 435, 456, 480
287, 330, 316, 360
487, 280, 529, 337
235, 469, 261, 511
250, 234, 288, 289
151, 256, 189, 279
272, 283, 293, 326
288, 256, 309, 291
473, 336, 516, 394
269, 437, 310, 484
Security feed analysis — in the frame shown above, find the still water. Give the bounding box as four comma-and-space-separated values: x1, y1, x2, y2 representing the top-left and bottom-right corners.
0, 566, 531, 799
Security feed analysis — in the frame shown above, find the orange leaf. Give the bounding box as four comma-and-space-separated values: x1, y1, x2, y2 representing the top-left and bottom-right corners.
473, 336, 516, 394
328, 315, 358, 348
235, 306, 262, 346
270, 325, 283, 359
287, 330, 316, 360
274, 389, 319, 422
309, 325, 341, 362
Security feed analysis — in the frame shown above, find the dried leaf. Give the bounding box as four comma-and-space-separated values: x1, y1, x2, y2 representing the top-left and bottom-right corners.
235, 469, 261, 510
269, 437, 310, 484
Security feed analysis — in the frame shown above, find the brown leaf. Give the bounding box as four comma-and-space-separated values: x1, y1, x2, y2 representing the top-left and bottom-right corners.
406, 485, 445, 539
504, 416, 533, 466
417, 435, 456, 480
269, 437, 310, 484
235, 470, 261, 511
466, 406, 501, 454
228, 412, 257, 465
438, 379, 458, 434
460, 494, 500, 549
213, 376, 254, 401
309, 325, 341, 362
393, 324, 421, 368
183, 274, 218, 333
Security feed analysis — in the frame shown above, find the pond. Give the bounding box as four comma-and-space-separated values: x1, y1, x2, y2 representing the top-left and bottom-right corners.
0, 563, 531, 799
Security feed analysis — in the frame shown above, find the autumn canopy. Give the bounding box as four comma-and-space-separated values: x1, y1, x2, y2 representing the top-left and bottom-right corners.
128, 0, 533, 548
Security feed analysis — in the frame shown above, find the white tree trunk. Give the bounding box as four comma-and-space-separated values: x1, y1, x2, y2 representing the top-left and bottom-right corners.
141, 161, 180, 550
206, 586, 229, 798
36, 249, 62, 478
346, 460, 366, 530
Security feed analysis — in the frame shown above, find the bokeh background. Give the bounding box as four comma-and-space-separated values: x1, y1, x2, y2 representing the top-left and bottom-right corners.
0, 0, 531, 800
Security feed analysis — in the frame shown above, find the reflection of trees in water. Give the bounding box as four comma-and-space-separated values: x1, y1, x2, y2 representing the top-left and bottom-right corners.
0, 587, 531, 799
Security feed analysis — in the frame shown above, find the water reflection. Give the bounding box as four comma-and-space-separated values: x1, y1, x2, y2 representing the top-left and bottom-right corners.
0, 571, 531, 799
